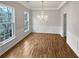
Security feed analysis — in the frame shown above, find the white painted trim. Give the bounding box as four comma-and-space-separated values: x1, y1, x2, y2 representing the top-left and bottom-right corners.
32, 1, 67, 10
24, 11, 29, 32
67, 31, 79, 57
32, 31, 60, 35
17, 1, 67, 10
12, 6, 16, 40
57, 1, 67, 9
60, 32, 64, 37
24, 29, 29, 32
17, 1, 31, 9
32, 8, 58, 11
0, 36, 16, 47
32, 26, 61, 34
0, 3, 16, 46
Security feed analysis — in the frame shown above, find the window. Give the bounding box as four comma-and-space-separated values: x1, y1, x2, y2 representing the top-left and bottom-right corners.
0, 4, 15, 42
24, 11, 29, 32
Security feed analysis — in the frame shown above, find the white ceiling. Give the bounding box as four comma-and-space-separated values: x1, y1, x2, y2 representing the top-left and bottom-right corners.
18, 1, 67, 10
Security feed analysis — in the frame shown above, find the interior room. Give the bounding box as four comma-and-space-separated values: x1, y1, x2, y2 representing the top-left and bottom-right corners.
0, 1, 79, 58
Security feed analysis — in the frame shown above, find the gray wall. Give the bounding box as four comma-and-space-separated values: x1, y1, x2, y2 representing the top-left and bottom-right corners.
32, 10, 61, 34
0, 1, 32, 56
60, 2, 79, 57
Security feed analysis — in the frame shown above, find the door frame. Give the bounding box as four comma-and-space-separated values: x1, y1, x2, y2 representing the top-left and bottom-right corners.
63, 13, 67, 39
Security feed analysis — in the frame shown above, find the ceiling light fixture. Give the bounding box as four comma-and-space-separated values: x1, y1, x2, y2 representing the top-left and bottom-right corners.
41, 1, 48, 22
41, 1, 44, 19
37, 1, 48, 23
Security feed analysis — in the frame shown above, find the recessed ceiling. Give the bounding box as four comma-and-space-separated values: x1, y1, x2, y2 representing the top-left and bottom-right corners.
18, 1, 67, 10
27, 1, 61, 8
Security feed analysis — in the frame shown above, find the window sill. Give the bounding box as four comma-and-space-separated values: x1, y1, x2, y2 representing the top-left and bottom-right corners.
24, 29, 29, 32
0, 36, 16, 47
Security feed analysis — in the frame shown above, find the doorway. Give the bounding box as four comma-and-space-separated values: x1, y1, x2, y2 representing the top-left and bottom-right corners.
63, 13, 67, 39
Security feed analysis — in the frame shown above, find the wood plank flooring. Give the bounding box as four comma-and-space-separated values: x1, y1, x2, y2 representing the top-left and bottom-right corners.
0, 33, 78, 58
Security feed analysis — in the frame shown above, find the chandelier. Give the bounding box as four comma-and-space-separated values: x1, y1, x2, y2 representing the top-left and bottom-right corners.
41, 1, 44, 19
41, 1, 48, 22
37, 1, 48, 23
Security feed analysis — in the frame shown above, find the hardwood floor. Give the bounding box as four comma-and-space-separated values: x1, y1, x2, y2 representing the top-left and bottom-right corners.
1, 33, 78, 58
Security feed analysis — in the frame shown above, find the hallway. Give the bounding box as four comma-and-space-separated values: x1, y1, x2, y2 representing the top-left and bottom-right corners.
1, 33, 77, 58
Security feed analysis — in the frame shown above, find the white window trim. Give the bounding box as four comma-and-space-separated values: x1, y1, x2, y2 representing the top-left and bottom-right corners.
24, 11, 29, 32
0, 3, 16, 45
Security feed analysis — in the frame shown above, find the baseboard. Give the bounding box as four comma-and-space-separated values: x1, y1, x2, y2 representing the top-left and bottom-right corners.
60, 33, 64, 37
66, 42, 78, 57
67, 32, 79, 57
32, 26, 60, 34
32, 31, 60, 35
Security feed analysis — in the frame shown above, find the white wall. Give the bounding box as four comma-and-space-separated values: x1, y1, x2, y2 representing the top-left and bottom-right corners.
32, 10, 61, 34
60, 2, 79, 57
0, 1, 32, 56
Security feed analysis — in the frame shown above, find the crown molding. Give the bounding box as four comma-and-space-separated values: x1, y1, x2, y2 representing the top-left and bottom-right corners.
57, 1, 67, 10
32, 8, 58, 10
17, 1, 67, 10
17, 1, 31, 10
